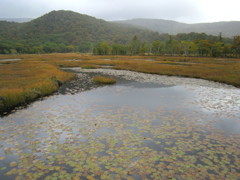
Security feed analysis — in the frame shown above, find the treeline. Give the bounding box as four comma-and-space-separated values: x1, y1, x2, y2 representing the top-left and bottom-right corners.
1, 33, 240, 58
1, 11, 240, 57
0, 41, 93, 54
93, 35, 240, 57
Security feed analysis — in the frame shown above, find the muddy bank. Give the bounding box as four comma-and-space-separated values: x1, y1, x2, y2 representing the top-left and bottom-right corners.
57, 71, 107, 95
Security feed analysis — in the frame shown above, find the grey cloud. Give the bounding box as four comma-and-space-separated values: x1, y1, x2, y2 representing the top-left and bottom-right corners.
0, 0, 237, 23
86, 0, 202, 22
0, 0, 51, 18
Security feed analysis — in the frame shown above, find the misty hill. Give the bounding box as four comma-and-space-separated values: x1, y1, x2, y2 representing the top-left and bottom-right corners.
0, 10, 234, 54
0, 18, 32, 23
116, 19, 240, 38
0, 10, 161, 46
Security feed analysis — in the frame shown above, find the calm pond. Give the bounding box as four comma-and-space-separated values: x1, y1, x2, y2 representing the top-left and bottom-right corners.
0, 69, 240, 179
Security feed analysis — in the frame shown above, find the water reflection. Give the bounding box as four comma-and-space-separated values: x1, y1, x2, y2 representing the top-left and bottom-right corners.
0, 72, 240, 179
0, 59, 21, 62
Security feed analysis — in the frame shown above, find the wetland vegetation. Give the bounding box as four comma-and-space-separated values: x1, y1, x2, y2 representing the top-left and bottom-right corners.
1, 8, 240, 180
0, 59, 74, 114
92, 76, 116, 85
0, 53, 240, 179
1, 53, 240, 114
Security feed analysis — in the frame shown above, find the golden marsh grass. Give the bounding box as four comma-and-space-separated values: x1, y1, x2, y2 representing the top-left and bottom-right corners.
93, 76, 116, 84
0, 60, 75, 114
1, 53, 240, 114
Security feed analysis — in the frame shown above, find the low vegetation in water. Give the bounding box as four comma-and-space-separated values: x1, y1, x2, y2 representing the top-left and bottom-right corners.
92, 76, 116, 84
0, 60, 75, 114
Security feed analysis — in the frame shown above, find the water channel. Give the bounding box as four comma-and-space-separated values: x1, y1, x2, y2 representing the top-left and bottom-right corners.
0, 69, 239, 179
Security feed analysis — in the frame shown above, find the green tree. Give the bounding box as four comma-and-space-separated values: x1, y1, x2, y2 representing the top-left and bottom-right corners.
93, 42, 111, 55
210, 41, 224, 57
223, 43, 232, 57
195, 39, 211, 56
111, 44, 128, 55
189, 41, 198, 55
129, 36, 141, 55
151, 40, 164, 55
180, 41, 191, 56
139, 42, 147, 55
232, 35, 240, 57
165, 36, 179, 55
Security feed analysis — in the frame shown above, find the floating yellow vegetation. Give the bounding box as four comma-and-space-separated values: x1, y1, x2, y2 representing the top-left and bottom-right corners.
0, 105, 240, 179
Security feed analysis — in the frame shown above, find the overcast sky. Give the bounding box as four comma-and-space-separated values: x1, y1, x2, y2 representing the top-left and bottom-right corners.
0, 0, 240, 23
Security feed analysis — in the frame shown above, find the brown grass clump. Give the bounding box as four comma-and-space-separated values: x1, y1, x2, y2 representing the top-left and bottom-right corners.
92, 76, 116, 84
0, 61, 75, 114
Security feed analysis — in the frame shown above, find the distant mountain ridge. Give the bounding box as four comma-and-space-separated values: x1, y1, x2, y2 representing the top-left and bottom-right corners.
115, 19, 240, 38
0, 10, 235, 54
1, 12, 239, 40
0, 10, 161, 45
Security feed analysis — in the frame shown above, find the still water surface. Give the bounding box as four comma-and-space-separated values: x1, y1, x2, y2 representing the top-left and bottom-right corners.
0, 71, 240, 179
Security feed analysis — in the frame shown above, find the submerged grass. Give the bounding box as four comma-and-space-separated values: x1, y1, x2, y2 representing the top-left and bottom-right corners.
0, 61, 75, 114
93, 76, 116, 84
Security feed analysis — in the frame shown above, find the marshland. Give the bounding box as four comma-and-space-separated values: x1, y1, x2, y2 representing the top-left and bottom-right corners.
0, 53, 240, 179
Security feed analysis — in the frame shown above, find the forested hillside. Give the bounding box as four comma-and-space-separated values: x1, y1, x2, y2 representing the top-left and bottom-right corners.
0, 10, 160, 53
0, 10, 239, 57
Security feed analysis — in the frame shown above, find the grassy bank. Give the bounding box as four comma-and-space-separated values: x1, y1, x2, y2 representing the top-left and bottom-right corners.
93, 76, 116, 84
1, 53, 240, 115
0, 60, 75, 115
12, 53, 238, 87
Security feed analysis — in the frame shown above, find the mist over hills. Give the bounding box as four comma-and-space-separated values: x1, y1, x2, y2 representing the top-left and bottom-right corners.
0, 10, 160, 45
0, 18, 32, 23
115, 19, 240, 38
1, 10, 239, 41
0, 10, 237, 54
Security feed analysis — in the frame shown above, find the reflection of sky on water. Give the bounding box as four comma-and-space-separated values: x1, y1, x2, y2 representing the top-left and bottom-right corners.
0, 59, 22, 62
1, 77, 239, 134
0, 73, 240, 179
84, 83, 196, 111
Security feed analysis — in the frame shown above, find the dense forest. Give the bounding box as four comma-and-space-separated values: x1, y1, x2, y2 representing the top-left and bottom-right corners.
93, 34, 240, 57
0, 10, 160, 54
0, 10, 240, 57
